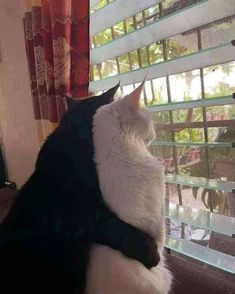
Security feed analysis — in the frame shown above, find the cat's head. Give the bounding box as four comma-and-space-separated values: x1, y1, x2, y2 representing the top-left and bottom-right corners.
36, 84, 120, 186
59, 83, 120, 137
94, 80, 156, 146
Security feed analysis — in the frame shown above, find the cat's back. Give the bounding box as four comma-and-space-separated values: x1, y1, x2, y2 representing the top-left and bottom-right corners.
99, 136, 164, 192
96, 137, 165, 237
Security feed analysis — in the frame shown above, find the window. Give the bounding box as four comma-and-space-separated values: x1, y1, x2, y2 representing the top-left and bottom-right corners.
90, 0, 235, 273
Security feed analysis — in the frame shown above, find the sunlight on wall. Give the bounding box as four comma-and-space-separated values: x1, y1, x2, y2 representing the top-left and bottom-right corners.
0, 0, 39, 188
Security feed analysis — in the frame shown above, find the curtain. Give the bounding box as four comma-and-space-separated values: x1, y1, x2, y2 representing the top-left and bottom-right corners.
23, 0, 90, 144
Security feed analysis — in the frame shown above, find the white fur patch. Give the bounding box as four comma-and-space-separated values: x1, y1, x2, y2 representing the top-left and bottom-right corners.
85, 97, 172, 294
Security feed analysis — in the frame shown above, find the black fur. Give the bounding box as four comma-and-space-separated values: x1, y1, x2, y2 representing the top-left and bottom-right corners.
0, 86, 159, 293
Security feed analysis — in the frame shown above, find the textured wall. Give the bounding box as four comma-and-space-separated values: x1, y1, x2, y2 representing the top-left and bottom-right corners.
0, 0, 39, 188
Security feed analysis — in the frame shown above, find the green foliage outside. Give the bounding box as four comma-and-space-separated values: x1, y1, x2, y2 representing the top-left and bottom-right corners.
91, 4, 235, 212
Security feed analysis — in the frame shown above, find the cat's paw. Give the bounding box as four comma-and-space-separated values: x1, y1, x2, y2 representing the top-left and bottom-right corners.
122, 232, 160, 269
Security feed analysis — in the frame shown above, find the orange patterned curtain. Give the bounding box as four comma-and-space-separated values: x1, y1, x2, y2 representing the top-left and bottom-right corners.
23, 0, 90, 144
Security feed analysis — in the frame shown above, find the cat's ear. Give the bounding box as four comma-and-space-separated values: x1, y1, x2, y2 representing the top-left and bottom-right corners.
65, 95, 77, 109
127, 79, 145, 108
100, 82, 120, 103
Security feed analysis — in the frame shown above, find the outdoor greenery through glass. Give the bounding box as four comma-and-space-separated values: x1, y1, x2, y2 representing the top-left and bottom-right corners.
90, 0, 235, 268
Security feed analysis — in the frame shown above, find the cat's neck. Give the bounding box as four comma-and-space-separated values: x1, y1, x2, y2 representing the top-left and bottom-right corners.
93, 106, 152, 162
95, 129, 151, 168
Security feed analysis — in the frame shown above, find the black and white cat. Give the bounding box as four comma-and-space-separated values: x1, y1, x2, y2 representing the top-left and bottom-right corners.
86, 81, 172, 294
0, 85, 159, 294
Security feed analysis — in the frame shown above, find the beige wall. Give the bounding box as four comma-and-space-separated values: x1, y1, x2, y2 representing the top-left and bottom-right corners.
0, 0, 39, 188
